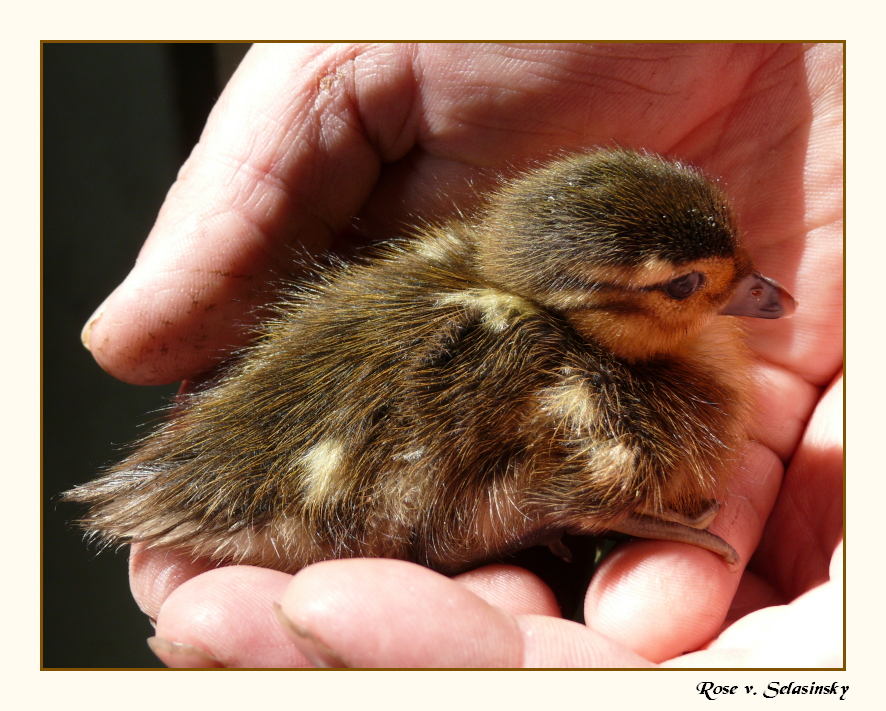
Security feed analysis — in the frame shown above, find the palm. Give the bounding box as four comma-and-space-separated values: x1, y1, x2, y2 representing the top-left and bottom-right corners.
91, 43, 842, 667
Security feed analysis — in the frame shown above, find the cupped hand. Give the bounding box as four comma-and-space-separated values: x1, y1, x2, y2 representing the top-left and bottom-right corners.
87, 42, 841, 667
133, 373, 842, 668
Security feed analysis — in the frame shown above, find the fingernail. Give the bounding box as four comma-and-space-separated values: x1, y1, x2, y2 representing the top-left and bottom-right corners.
80, 298, 108, 351
273, 603, 348, 668
147, 636, 224, 668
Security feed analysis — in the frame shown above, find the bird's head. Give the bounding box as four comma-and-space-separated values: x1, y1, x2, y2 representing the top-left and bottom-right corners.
476, 149, 795, 361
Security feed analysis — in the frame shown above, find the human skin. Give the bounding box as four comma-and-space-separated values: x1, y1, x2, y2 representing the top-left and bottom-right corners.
81, 42, 843, 668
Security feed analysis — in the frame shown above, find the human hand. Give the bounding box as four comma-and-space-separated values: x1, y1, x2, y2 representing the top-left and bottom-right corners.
85, 42, 842, 667
133, 373, 842, 668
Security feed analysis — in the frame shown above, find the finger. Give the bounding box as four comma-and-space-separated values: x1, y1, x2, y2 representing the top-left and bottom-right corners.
750, 371, 843, 598
583, 441, 784, 662
139, 556, 599, 668
84, 43, 409, 385
748, 360, 820, 463
135, 557, 560, 667
671, 541, 843, 668
453, 564, 562, 617
277, 558, 653, 668
723, 568, 784, 624
128, 543, 218, 622
150, 565, 308, 668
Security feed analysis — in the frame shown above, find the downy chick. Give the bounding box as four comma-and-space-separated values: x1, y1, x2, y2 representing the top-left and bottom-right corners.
66, 148, 795, 575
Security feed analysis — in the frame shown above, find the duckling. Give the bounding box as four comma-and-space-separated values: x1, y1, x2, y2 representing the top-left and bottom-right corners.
65, 148, 795, 575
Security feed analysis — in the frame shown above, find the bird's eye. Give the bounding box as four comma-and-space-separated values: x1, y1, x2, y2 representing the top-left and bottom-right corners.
664, 272, 706, 300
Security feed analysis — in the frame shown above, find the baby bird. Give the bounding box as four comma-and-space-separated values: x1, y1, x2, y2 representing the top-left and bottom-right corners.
66, 149, 795, 575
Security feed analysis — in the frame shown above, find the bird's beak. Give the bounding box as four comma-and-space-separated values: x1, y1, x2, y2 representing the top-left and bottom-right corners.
720, 271, 797, 319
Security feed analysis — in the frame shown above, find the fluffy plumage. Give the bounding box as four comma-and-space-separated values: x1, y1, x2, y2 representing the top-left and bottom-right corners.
66, 149, 795, 574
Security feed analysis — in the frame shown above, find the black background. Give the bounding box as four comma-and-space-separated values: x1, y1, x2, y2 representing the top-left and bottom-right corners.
42, 42, 250, 669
